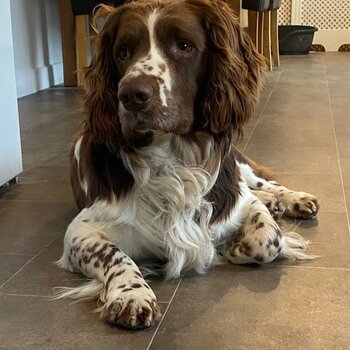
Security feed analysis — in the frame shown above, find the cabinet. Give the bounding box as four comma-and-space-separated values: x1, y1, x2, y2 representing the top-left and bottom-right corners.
0, 0, 22, 186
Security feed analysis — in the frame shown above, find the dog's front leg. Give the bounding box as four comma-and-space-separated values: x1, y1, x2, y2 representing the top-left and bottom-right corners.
57, 206, 161, 329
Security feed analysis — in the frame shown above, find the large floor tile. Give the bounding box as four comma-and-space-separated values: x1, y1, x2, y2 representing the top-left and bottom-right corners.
0, 237, 84, 296
22, 152, 55, 172
336, 135, 350, 160
263, 68, 281, 85
278, 69, 326, 85
327, 80, 350, 99
339, 158, 350, 191
275, 210, 350, 268
244, 144, 339, 175
42, 152, 71, 169
0, 200, 76, 255
329, 85, 350, 140
247, 119, 336, 150
0, 295, 166, 350
339, 158, 350, 212
0, 166, 74, 203
18, 88, 82, 120
0, 254, 31, 286
150, 266, 350, 350
262, 89, 331, 117
344, 190, 350, 215
325, 60, 350, 81
20, 124, 75, 156
322, 52, 350, 66
280, 54, 327, 71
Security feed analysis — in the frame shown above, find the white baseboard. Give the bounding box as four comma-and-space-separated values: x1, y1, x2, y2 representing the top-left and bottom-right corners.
16, 62, 63, 98
313, 30, 350, 52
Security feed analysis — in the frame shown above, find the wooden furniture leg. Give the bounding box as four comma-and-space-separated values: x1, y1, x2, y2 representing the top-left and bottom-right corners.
59, 0, 77, 86
248, 10, 259, 47
271, 9, 280, 67
75, 15, 89, 86
263, 11, 272, 71
226, 0, 242, 23
257, 11, 264, 55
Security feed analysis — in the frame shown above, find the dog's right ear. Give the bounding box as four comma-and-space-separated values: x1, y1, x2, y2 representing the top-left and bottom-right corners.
83, 6, 122, 144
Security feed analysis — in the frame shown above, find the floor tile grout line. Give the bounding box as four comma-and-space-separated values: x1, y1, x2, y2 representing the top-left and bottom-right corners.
323, 57, 350, 235
267, 264, 350, 272
146, 277, 183, 350
0, 235, 62, 290
243, 72, 282, 151
0, 199, 74, 204
0, 293, 50, 298
0, 252, 33, 257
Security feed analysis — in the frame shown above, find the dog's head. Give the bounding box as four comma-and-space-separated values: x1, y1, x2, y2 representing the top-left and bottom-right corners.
84, 0, 265, 143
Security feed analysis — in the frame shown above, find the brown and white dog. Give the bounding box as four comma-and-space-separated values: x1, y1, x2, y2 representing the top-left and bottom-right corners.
56, 0, 320, 329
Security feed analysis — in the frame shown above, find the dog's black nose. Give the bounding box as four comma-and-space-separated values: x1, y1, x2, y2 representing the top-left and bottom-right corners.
119, 78, 154, 112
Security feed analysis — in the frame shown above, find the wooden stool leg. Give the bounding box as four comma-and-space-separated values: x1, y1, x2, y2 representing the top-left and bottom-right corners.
59, 0, 77, 86
248, 10, 259, 47
271, 9, 280, 67
257, 12, 264, 55
263, 11, 272, 71
75, 15, 89, 86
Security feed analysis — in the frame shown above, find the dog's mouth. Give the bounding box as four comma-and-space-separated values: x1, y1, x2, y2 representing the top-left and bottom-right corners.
119, 108, 173, 139
119, 112, 151, 139
118, 100, 191, 139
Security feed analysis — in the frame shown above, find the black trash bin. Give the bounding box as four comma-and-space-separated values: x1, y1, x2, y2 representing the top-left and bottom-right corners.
278, 25, 318, 55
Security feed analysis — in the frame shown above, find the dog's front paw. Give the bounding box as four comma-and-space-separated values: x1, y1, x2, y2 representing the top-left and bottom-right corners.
101, 282, 161, 329
266, 199, 285, 221
283, 192, 320, 219
253, 191, 285, 220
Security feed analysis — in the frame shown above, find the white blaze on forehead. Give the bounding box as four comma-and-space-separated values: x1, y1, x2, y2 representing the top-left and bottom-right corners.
125, 9, 172, 107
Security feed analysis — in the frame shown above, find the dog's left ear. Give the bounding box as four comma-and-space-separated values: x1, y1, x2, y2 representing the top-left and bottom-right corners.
199, 0, 266, 136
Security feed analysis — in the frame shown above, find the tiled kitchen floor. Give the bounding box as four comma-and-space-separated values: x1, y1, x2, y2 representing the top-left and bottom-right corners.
0, 53, 349, 349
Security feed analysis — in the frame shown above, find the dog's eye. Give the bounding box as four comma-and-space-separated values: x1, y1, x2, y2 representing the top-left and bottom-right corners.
117, 47, 130, 61
177, 41, 193, 53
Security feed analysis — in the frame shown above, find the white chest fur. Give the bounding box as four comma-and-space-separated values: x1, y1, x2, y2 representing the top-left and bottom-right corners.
107, 134, 219, 278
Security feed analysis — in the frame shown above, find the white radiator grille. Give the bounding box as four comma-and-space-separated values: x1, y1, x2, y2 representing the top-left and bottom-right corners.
278, 0, 292, 25
301, 0, 350, 30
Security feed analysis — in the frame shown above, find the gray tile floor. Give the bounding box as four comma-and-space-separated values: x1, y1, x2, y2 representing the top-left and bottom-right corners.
0, 53, 349, 349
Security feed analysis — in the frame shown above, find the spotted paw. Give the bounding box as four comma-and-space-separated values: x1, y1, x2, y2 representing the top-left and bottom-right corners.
101, 282, 161, 329
283, 192, 320, 219
267, 200, 285, 221
253, 191, 285, 220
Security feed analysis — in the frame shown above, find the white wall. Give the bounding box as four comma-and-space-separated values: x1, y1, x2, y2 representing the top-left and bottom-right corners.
10, 0, 63, 98
0, 0, 23, 185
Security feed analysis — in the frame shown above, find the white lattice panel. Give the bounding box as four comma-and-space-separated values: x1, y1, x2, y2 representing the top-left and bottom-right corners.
278, 0, 291, 25
301, 0, 350, 30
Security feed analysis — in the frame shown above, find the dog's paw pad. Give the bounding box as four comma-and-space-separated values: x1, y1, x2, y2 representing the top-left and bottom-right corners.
285, 193, 320, 219
101, 294, 161, 329
266, 199, 285, 220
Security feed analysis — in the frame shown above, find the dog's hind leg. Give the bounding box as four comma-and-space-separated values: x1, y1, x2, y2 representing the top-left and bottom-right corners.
236, 160, 320, 220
